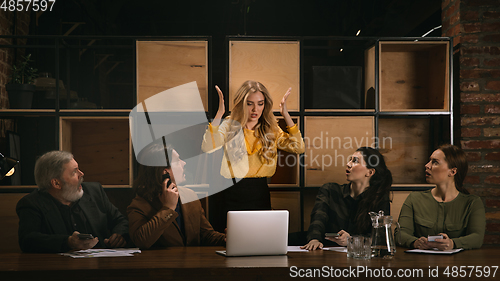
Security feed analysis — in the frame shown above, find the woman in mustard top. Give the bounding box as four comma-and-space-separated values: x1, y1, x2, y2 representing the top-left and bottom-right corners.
202, 80, 305, 225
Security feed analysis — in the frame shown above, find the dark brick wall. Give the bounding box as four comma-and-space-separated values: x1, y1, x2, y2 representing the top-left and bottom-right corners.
443, 0, 500, 245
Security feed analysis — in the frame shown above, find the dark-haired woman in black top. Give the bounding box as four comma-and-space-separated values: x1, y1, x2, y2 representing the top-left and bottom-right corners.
302, 147, 392, 250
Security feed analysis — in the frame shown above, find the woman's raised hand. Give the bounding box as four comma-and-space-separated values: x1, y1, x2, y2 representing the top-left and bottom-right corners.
279, 87, 291, 117
280, 87, 294, 127
212, 85, 225, 127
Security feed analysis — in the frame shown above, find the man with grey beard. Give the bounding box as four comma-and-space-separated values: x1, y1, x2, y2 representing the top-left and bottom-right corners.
16, 151, 129, 253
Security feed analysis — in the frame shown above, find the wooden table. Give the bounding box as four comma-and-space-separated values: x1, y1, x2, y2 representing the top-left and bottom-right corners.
1, 247, 499, 280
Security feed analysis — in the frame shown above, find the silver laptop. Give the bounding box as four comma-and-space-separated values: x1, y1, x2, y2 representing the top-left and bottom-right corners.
216, 210, 289, 257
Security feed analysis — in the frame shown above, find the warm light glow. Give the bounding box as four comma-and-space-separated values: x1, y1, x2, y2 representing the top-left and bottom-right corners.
340, 48, 343, 52
6, 168, 15, 177
356, 30, 361, 36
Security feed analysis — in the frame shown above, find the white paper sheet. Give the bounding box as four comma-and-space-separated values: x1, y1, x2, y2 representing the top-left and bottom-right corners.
405, 248, 464, 255
60, 248, 141, 258
287, 246, 310, 252
287, 246, 347, 253
323, 247, 347, 253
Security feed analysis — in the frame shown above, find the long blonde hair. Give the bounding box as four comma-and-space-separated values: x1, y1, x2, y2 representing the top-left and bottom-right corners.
228, 80, 279, 163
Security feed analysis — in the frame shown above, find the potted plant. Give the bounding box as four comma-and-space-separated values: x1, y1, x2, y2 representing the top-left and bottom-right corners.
6, 54, 38, 109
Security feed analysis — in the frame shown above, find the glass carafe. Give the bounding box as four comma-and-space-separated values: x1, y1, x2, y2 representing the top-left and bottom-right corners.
369, 210, 397, 259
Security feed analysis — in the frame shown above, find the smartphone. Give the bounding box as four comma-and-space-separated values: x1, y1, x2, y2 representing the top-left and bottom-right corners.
162, 172, 170, 183
77, 233, 94, 240
325, 233, 340, 237
427, 235, 443, 242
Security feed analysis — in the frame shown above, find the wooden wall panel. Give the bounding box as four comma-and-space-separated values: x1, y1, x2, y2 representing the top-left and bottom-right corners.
229, 41, 300, 111
428, 44, 450, 111
60, 117, 131, 186
270, 191, 300, 233
364, 46, 375, 109
379, 42, 449, 111
379, 118, 430, 184
0, 193, 27, 253
269, 117, 300, 187
60, 118, 72, 153
390, 190, 412, 223
137, 41, 208, 111
304, 116, 374, 187
390, 190, 413, 234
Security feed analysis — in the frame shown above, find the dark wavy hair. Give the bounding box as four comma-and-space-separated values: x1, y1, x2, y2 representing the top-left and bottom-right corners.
354, 147, 393, 234
438, 144, 469, 194
133, 140, 173, 202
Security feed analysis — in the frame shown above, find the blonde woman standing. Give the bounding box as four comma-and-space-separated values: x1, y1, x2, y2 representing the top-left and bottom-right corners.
202, 81, 305, 226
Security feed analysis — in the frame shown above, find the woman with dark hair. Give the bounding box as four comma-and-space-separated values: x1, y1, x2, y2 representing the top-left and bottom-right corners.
127, 141, 225, 249
302, 147, 392, 250
395, 144, 486, 250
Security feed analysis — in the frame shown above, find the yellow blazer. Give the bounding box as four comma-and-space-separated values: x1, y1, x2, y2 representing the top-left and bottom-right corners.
201, 120, 305, 178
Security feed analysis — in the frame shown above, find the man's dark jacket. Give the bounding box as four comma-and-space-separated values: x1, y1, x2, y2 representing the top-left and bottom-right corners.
16, 182, 129, 253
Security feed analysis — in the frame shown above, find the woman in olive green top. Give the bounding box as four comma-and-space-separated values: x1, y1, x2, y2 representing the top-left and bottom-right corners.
395, 144, 485, 250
